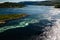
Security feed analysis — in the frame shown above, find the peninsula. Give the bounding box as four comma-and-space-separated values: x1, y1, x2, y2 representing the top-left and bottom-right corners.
54, 2, 60, 8
0, 2, 25, 8
0, 14, 28, 24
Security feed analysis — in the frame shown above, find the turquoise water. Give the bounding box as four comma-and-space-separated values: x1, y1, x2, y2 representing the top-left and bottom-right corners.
0, 5, 55, 32
0, 5, 54, 32
1, 5, 60, 40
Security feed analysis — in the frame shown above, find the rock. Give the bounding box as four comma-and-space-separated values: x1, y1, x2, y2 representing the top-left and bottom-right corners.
0, 14, 28, 27
55, 4, 60, 8
0, 20, 6, 24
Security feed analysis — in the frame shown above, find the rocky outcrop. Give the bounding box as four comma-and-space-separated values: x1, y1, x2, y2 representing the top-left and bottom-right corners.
55, 4, 60, 8
0, 14, 28, 26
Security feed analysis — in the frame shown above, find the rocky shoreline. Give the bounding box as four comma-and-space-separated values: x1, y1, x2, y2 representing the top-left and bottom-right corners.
0, 2, 25, 8
0, 20, 5, 24
0, 14, 28, 26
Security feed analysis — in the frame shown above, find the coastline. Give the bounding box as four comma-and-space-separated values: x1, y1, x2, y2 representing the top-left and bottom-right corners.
0, 14, 28, 24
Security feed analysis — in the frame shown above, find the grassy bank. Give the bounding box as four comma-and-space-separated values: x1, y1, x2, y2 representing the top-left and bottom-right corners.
0, 14, 27, 20
0, 14, 28, 24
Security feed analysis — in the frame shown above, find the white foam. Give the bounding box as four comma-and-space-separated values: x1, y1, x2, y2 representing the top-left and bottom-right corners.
30, 7, 60, 40
38, 8, 60, 40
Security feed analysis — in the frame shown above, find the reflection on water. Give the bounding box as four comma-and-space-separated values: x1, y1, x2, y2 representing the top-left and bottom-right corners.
0, 5, 60, 40
0, 5, 54, 32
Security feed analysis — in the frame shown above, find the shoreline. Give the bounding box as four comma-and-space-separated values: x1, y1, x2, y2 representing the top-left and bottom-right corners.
0, 14, 28, 24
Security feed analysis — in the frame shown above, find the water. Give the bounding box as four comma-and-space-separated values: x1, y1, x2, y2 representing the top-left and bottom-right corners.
0, 5, 60, 40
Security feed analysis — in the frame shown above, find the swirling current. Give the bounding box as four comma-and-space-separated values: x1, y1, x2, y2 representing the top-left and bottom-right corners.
0, 5, 60, 40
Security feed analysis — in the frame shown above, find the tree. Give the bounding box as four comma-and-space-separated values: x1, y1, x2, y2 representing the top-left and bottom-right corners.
46, 0, 60, 2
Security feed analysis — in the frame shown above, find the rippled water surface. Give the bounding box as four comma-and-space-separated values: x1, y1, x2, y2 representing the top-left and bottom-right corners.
0, 5, 60, 40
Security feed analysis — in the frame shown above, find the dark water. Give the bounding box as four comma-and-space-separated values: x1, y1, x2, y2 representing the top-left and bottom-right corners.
0, 5, 60, 40
0, 5, 53, 14
0, 5, 54, 32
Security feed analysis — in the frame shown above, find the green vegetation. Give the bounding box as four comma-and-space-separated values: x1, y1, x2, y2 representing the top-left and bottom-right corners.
55, 4, 60, 8
0, 13, 28, 24
54, 2, 60, 8
0, 2, 25, 8
0, 14, 28, 20
37, 1, 55, 6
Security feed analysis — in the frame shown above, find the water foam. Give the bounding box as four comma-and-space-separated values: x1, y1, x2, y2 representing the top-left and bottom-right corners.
1, 6, 60, 40
0, 18, 39, 33
0, 13, 50, 33
39, 19, 60, 40
28, 7, 60, 40
38, 8, 60, 40
41, 8, 60, 40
